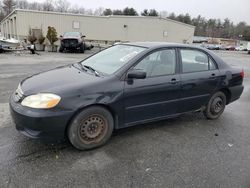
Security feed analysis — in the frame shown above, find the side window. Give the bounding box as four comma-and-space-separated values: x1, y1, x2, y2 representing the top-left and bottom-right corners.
134, 49, 176, 77
209, 58, 217, 70
180, 49, 209, 73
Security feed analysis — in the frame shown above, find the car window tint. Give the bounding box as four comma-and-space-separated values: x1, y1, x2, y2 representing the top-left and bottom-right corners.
180, 49, 209, 73
209, 58, 217, 70
134, 49, 176, 77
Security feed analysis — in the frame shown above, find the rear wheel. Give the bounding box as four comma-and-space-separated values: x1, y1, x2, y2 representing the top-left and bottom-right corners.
67, 106, 114, 150
203, 91, 226, 119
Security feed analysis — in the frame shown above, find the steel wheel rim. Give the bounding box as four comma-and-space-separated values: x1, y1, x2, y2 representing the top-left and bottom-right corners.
78, 114, 108, 144
211, 97, 224, 114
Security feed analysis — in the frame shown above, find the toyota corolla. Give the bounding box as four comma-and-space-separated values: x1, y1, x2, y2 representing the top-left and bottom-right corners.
10, 42, 244, 150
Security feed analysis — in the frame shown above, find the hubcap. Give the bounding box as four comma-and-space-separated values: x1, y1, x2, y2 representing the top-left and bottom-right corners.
78, 114, 107, 144
211, 97, 224, 114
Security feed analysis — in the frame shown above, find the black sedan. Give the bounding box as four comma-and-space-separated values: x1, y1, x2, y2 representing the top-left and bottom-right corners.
10, 42, 244, 150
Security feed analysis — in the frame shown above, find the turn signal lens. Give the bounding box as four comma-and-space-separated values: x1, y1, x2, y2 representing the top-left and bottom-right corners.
46, 98, 60, 108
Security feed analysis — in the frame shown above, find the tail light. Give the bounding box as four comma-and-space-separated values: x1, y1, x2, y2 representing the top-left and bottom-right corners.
240, 70, 244, 78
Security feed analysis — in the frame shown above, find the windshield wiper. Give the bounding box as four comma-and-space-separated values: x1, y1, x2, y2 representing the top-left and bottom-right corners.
82, 65, 100, 77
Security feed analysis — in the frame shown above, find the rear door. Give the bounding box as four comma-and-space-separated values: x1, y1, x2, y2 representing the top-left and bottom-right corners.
123, 48, 181, 126
178, 48, 220, 113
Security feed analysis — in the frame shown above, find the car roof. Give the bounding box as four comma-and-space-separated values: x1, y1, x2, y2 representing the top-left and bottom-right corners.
123, 42, 197, 49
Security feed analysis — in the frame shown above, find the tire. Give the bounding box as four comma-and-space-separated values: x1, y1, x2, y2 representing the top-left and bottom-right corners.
203, 91, 226, 120
79, 43, 85, 53
59, 46, 64, 53
67, 106, 114, 150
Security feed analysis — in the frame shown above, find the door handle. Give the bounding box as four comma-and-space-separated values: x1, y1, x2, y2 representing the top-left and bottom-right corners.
170, 78, 179, 84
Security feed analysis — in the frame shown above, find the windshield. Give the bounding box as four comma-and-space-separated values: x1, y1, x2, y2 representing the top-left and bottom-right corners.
80, 45, 146, 75
63, 32, 81, 37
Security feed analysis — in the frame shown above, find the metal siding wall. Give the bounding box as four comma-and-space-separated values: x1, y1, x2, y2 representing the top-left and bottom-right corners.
8, 10, 194, 43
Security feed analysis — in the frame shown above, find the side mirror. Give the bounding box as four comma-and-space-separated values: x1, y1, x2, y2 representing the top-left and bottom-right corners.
60, 35, 63, 38
81, 35, 86, 38
127, 70, 146, 79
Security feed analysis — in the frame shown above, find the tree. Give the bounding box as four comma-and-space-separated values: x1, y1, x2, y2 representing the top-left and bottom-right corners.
112, 9, 122, 15
16, 0, 28, 9
0, 9, 4, 22
207, 18, 217, 37
85, 8, 93, 15
122, 7, 138, 16
141, 9, 158, 16
235, 22, 247, 38
168, 13, 176, 20
176, 14, 185, 22
103, 8, 112, 16
2, 0, 16, 15
94, 7, 104, 16
55, 0, 69, 12
68, 6, 86, 14
221, 18, 231, 38
148, 9, 158, 16
242, 26, 250, 41
192, 15, 207, 36
141, 9, 149, 16
182, 13, 191, 24
42, 0, 54, 11
0, 1, 5, 21
78, 7, 86, 14
46, 26, 58, 45
28, 2, 43, 11
27, 28, 37, 44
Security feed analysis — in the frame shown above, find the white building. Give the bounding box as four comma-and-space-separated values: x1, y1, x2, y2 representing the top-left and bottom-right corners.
0, 9, 195, 43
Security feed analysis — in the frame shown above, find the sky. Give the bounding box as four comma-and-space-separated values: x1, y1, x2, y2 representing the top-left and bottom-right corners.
27, 0, 250, 24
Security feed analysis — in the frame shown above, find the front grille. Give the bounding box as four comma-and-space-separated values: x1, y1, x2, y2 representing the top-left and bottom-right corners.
13, 84, 24, 102
62, 39, 78, 47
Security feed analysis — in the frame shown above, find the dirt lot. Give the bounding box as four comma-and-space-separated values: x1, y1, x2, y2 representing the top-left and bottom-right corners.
0, 50, 250, 188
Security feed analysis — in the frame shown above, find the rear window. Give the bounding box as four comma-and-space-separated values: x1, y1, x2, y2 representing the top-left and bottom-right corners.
180, 49, 209, 73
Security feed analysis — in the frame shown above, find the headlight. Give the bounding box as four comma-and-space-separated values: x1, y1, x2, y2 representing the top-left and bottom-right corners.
21, 93, 61, 109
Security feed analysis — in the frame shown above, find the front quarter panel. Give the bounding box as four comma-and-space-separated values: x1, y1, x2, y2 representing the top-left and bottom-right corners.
59, 77, 125, 128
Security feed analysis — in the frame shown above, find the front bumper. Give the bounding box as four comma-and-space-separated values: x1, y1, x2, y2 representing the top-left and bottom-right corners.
9, 95, 74, 140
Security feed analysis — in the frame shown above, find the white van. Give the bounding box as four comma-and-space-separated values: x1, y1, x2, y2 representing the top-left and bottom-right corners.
248, 42, 250, 54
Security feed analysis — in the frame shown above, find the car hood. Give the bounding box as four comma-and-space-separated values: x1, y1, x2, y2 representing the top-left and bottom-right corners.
20, 64, 102, 95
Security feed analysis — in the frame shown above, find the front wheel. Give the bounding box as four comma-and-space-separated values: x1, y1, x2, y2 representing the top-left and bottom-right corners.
67, 106, 114, 150
203, 91, 226, 120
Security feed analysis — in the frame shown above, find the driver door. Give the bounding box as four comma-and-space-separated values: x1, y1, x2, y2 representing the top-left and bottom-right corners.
123, 48, 181, 126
